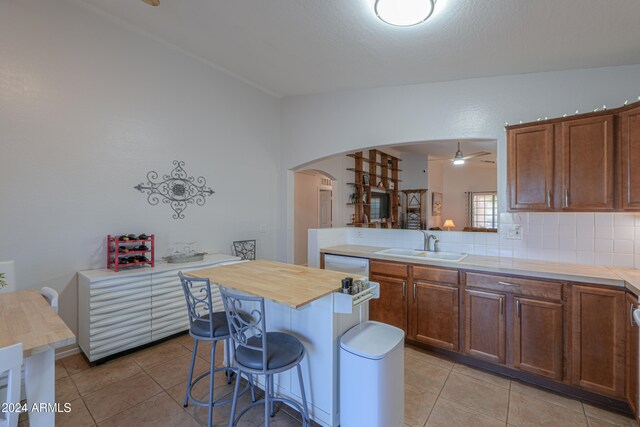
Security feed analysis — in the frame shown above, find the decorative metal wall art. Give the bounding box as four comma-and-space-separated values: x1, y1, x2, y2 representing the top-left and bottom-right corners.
134, 161, 215, 219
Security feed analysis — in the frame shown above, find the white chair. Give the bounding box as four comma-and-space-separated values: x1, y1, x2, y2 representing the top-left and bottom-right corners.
40, 287, 58, 314
0, 343, 23, 427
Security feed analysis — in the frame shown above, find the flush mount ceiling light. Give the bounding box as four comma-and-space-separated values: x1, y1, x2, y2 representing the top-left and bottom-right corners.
374, 0, 437, 27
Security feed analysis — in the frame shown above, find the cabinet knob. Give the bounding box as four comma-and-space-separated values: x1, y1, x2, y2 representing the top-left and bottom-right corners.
413, 282, 417, 300
402, 281, 406, 298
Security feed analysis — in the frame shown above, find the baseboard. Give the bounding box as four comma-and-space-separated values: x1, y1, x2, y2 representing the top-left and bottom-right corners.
55, 345, 80, 360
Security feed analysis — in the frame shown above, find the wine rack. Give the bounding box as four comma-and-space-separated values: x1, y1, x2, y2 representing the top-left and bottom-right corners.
107, 234, 155, 272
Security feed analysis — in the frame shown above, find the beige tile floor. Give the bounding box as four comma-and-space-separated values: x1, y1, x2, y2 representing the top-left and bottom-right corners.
17, 336, 640, 427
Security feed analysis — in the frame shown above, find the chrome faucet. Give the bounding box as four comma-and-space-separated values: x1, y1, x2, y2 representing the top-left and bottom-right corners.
422, 231, 440, 252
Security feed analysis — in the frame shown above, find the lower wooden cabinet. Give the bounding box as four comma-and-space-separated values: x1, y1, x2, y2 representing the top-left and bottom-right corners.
626, 293, 639, 414
369, 274, 407, 333
463, 289, 506, 364
513, 297, 563, 380
325, 253, 639, 408
571, 285, 626, 397
412, 280, 458, 351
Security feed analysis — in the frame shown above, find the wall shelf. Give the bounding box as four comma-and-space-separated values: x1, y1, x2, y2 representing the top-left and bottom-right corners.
346, 149, 401, 229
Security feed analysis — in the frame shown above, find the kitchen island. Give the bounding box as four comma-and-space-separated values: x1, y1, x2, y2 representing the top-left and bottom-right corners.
187, 260, 377, 427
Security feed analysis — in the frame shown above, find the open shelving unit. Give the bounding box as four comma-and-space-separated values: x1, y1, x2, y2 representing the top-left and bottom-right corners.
401, 189, 427, 230
346, 149, 401, 228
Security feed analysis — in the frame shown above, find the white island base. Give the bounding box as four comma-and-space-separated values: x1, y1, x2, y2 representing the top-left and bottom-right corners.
251, 293, 369, 427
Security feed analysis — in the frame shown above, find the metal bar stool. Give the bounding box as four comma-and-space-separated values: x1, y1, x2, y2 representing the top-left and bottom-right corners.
179, 272, 255, 427
220, 287, 310, 427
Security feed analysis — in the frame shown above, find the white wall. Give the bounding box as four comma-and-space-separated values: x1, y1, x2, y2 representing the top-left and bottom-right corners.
441, 164, 497, 230
0, 0, 281, 340
282, 63, 640, 262
400, 154, 428, 190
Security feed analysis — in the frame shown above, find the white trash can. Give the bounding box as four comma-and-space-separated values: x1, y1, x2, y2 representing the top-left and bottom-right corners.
339, 321, 405, 427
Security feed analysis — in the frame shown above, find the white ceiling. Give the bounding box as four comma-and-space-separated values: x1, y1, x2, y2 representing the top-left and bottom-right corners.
75, 0, 640, 97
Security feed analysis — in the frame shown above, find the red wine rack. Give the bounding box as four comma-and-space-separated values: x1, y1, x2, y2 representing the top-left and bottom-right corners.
107, 234, 155, 272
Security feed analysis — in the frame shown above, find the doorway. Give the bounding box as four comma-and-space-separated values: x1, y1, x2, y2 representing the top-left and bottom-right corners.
294, 170, 334, 266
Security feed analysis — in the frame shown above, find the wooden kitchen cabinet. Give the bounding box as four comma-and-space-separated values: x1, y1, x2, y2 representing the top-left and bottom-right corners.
620, 106, 640, 210
559, 115, 615, 210
571, 285, 626, 397
626, 292, 639, 414
412, 281, 459, 351
513, 297, 563, 380
463, 289, 506, 364
369, 274, 408, 333
369, 260, 409, 333
507, 124, 555, 211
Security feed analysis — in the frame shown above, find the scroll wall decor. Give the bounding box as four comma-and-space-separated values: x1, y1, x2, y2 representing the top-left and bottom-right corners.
134, 160, 215, 219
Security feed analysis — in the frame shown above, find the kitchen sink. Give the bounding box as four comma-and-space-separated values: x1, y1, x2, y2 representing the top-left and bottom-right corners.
375, 248, 468, 262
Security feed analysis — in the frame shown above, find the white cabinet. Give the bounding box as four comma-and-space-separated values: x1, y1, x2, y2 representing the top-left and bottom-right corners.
78, 254, 241, 362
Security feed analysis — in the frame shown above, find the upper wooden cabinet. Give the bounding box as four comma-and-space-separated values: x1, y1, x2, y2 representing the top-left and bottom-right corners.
507, 100, 640, 212
620, 106, 640, 210
507, 124, 555, 211
560, 115, 615, 210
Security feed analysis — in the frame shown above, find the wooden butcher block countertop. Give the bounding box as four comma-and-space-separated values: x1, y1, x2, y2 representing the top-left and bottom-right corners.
187, 259, 349, 309
0, 289, 75, 355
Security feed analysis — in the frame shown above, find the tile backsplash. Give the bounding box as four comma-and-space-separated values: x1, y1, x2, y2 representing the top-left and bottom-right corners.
340, 212, 640, 269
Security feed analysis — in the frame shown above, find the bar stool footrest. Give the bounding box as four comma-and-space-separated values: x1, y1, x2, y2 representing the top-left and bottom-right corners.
187, 367, 252, 408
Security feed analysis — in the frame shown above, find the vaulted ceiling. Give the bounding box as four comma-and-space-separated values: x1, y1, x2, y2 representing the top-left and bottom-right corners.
76, 0, 640, 96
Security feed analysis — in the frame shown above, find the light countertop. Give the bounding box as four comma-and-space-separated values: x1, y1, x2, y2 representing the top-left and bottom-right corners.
187, 259, 350, 309
321, 244, 640, 294
78, 253, 240, 281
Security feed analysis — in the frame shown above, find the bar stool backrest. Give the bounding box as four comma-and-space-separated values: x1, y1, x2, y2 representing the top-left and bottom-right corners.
40, 287, 59, 314
178, 272, 216, 338
0, 343, 23, 427
232, 240, 256, 260
219, 287, 268, 373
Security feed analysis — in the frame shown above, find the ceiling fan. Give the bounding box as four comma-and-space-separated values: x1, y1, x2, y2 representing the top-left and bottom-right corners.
429, 142, 492, 165
141, 0, 160, 6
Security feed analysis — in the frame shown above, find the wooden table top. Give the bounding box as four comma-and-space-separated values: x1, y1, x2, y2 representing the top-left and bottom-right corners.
0, 289, 76, 355
187, 260, 350, 309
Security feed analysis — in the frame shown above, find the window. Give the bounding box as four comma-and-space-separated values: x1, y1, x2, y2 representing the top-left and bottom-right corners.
472, 192, 497, 229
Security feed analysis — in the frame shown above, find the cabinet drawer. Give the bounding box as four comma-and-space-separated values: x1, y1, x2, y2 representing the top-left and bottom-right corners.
413, 265, 459, 285
465, 272, 562, 301
370, 260, 408, 278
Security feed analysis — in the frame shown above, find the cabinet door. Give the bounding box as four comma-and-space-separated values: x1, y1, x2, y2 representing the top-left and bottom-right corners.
412, 281, 458, 351
560, 115, 615, 210
626, 293, 639, 415
464, 289, 506, 364
369, 274, 407, 332
507, 124, 555, 211
621, 106, 640, 210
571, 285, 625, 397
513, 297, 563, 380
